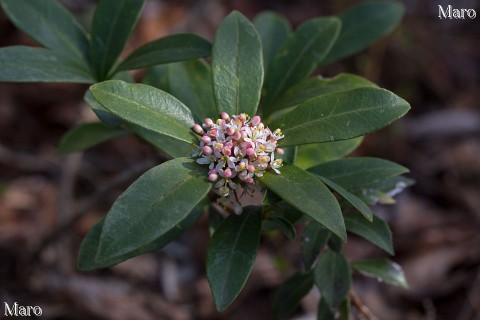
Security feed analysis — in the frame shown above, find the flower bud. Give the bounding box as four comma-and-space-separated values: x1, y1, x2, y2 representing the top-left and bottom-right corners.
223, 147, 232, 156
248, 164, 255, 173
193, 124, 204, 135
204, 118, 214, 127
257, 122, 265, 130
226, 127, 235, 136
233, 131, 242, 140
251, 115, 261, 126
246, 148, 255, 157
202, 146, 213, 155
221, 112, 230, 122
201, 135, 211, 144
276, 148, 285, 155
224, 168, 232, 178
246, 177, 254, 184
209, 173, 218, 182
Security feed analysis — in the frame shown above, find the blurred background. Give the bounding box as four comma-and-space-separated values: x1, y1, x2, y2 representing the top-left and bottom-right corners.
0, 0, 479, 319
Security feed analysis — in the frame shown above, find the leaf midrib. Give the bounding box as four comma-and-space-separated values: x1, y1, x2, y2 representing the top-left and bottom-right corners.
93, 88, 192, 143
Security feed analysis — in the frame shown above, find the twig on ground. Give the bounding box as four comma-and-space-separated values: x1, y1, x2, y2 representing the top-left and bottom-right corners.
350, 290, 378, 320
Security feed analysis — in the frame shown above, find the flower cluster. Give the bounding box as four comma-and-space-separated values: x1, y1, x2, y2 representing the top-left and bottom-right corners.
192, 112, 284, 214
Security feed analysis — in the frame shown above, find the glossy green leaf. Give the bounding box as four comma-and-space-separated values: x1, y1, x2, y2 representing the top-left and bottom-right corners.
308, 157, 408, 190
260, 164, 346, 242
273, 272, 314, 319
269, 87, 410, 147
262, 216, 296, 242
208, 206, 225, 236
264, 17, 341, 111
165, 60, 216, 122
295, 137, 364, 170
321, 0, 405, 65
272, 73, 376, 112
116, 34, 211, 71
271, 201, 305, 225
301, 222, 330, 270
318, 176, 373, 221
0, 46, 94, 83
206, 206, 262, 312
89, 0, 145, 80
314, 251, 351, 308
356, 175, 414, 205
253, 11, 291, 79
77, 202, 205, 271
59, 122, 126, 155
1, 0, 89, 64
339, 296, 351, 320
96, 158, 211, 260
344, 214, 393, 255
212, 11, 263, 116
317, 298, 335, 320
127, 124, 192, 158
84, 90, 124, 128
90, 80, 195, 144
142, 64, 170, 90
351, 258, 408, 288
327, 234, 343, 253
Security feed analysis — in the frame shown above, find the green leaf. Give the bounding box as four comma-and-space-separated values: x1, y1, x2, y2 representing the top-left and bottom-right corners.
208, 206, 225, 236
0, 46, 94, 83
272, 272, 314, 319
264, 17, 341, 111
262, 216, 296, 242
314, 250, 351, 308
339, 296, 351, 320
308, 157, 408, 190
327, 234, 343, 253
1, 0, 89, 64
165, 60, 217, 122
269, 87, 410, 147
89, 0, 145, 80
96, 158, 211, 260
272, 73, 376, 113
278, 146, 297, 164
90, 80, 195, 144
253, 11, 291, 79
59, 122, 126, 155
116, 34, 211, 72
260, 164, 346, 242
84, 91, 124, 128
206, 206, 262, 312
77, 202, 205, 271
356, 175, 414, 205
301, 221, 330, 270
351, 259, 408, 288
321, 0, 405, 66
127, 124, 192, 158
295, 137, 364, 170
318, 176, 373, 222
142, 64, 170, 90
212, 11, 263, 116
344, 214, 393, 255
317, 298, 335, 320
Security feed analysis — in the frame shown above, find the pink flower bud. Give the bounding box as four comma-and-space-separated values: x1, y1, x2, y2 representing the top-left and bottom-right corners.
202, 146, 213, 155
201, 135, 211, 144
246, 148, 255, 156
223, 147, 232, 156
233, 131, 242, 140
209, 174, 218, 182
251, 115, 261, 126
246, 177, 254, 184
226, 127, 235, 136
193, 124, 204, 135
221, 112, 230, 122
224, 168, 232, 178
248, 165, 255, 173
276, 148, 285, 155
238, 113, 246, 122
204, 118, 214, 127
